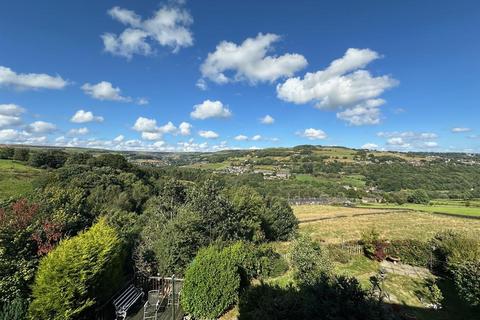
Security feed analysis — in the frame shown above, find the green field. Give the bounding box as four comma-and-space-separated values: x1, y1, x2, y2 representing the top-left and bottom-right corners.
359, 202, 480, 218
0, 159, 42, 199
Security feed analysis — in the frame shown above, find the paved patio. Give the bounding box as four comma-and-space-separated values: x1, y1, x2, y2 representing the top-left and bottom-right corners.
380, 261, 431, 278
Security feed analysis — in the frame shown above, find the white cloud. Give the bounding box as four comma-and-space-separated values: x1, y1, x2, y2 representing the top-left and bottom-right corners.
378, 131, 439, 150
71, 110, 104, 123
28, 121, 56, 134
234, 134, 248, 141
0, 66, 68, 90
200, 33, 307, 84
102, 4, 193, 58
251, 134, 262, 141
277, 48, 397, 125
81, 81, 131, 102
451, 127, 471, 133
133, 117, 158, 132
68, 127, 89, 136
260, 114, 275, 125
179, 122, 192, 135
0, 104, 25, 116
198, 130, 219, 139
158, 121, 177, 134
190, 100, 232, 120
361, 143, 378, 150
0, 129, 47, 145
297, 128, 327, 140
195, 78, 207, 90
113, 135, 125, 142
141, 131, 163, 141
336, 99, 385, 126
0, 115, 22, 128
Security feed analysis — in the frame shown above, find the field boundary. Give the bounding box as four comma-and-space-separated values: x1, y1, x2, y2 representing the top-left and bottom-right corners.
357, 205, 480, 220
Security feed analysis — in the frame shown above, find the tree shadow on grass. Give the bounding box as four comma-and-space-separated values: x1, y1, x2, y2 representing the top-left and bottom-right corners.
237, 277, 479, 320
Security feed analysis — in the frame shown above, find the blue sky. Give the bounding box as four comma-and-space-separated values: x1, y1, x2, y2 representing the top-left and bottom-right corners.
0, 0, 479, 152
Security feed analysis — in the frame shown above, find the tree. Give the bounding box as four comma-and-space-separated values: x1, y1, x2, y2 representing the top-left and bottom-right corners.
407, 189, 430, 204
261, 197, 298, 241
181, 245, 241, 319
13, 148, 29, 162
290, 235, 332, 286
29, 150, 67, 169
29, 218, 124, 320
87, 153, 131, 170
0, 147, 14, 159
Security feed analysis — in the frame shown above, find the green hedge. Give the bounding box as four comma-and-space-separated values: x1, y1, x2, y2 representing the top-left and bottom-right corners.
451, 260, 480, 306
387, 239, 433, 267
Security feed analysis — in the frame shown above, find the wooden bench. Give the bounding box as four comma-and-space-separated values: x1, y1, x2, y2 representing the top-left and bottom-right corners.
113, 284, 144, 319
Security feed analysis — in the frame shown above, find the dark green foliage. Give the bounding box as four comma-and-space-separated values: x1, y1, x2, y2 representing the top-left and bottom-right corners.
407, 189, 430, 204
451, 260, 480, 306
290, 235, 332, 286
431, 230, 480, 272
28, 218, 124, 320
65, 152, 93, 166
181, 245, 241, 319
13, 148, 29, 162
0, 298, 27, 320
29, 150, 67, 169
361, 228, 384, 261
262, 197, 298, 241
239, 276, 391, 320
387, 239, 433, 267
0, 147, 14, 159
87, 153, 131, 170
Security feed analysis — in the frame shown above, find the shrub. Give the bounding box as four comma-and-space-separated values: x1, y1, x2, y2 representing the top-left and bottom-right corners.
290, 235, 332, 286
452, 260, 480, 306
261, 197, 298, 241
388, 239, 433, 267
13, 148, 29, 162
0, 298, 27, 320
28, 218, 124, 320
361, 228, 387, 261
181, 245, 241, 319
407, 189, 430, 204
431, 230, 480, 272
0, 147, 14, 160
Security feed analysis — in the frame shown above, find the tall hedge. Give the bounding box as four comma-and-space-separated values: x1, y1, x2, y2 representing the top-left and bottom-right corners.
28, 218, 124, 320
452, 260, 480, 306
181, 245, 241, 319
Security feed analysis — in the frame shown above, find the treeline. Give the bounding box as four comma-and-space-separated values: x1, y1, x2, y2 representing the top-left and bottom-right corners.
0, 150, 298, 319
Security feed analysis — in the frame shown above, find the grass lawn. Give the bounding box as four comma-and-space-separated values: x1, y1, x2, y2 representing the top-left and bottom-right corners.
359, 202, 480, 218
0, 159, 42, 199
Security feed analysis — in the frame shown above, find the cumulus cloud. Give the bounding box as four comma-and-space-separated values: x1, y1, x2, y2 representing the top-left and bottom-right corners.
113, 135, 125, 142
0, 104, 24, 128
198, 130, 219, 139
277, 48, 397, 125
137, 98, 149, 105
377, 131, 439, 149
179, 122, 192, 135
234, 134, 248, 141
190, 100, 232, 120
70, 110, 104, 123
102, 4, 193, 59
260, 114, 275, 125
133, 117, 190, 140
195, 78, 207, 90
0, 129, 47, 145
251, 134, 262, 141
361, 143, 378, 150
81, 81, 131, 102
27, 121, 56, 134
0, 66, 68, 90
451, 127, 471, 133
297, 128, 327, 140
200, 33, 307, 84
336, 99, 385, 126
68, 127, 89, 136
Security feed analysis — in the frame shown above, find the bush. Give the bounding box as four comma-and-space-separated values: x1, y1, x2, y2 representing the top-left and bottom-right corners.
407, 189, 430, 204
0, 147, 14, 160
452, 260, 480, 306
431, 230, 480, 272
388, 239, 433, 267
29, 150, 67, 169
261, 197, 298, 241
13, 148, 29, 162
181, 245, 241, 319
0, 298, 27, 320
361, 228, 387, 261
290, 235, 332, 286
28, 218, 124, 320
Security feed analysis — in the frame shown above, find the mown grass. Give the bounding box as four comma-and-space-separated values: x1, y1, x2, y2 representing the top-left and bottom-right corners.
0, 159, 42, 199
359, 202, 480, 217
